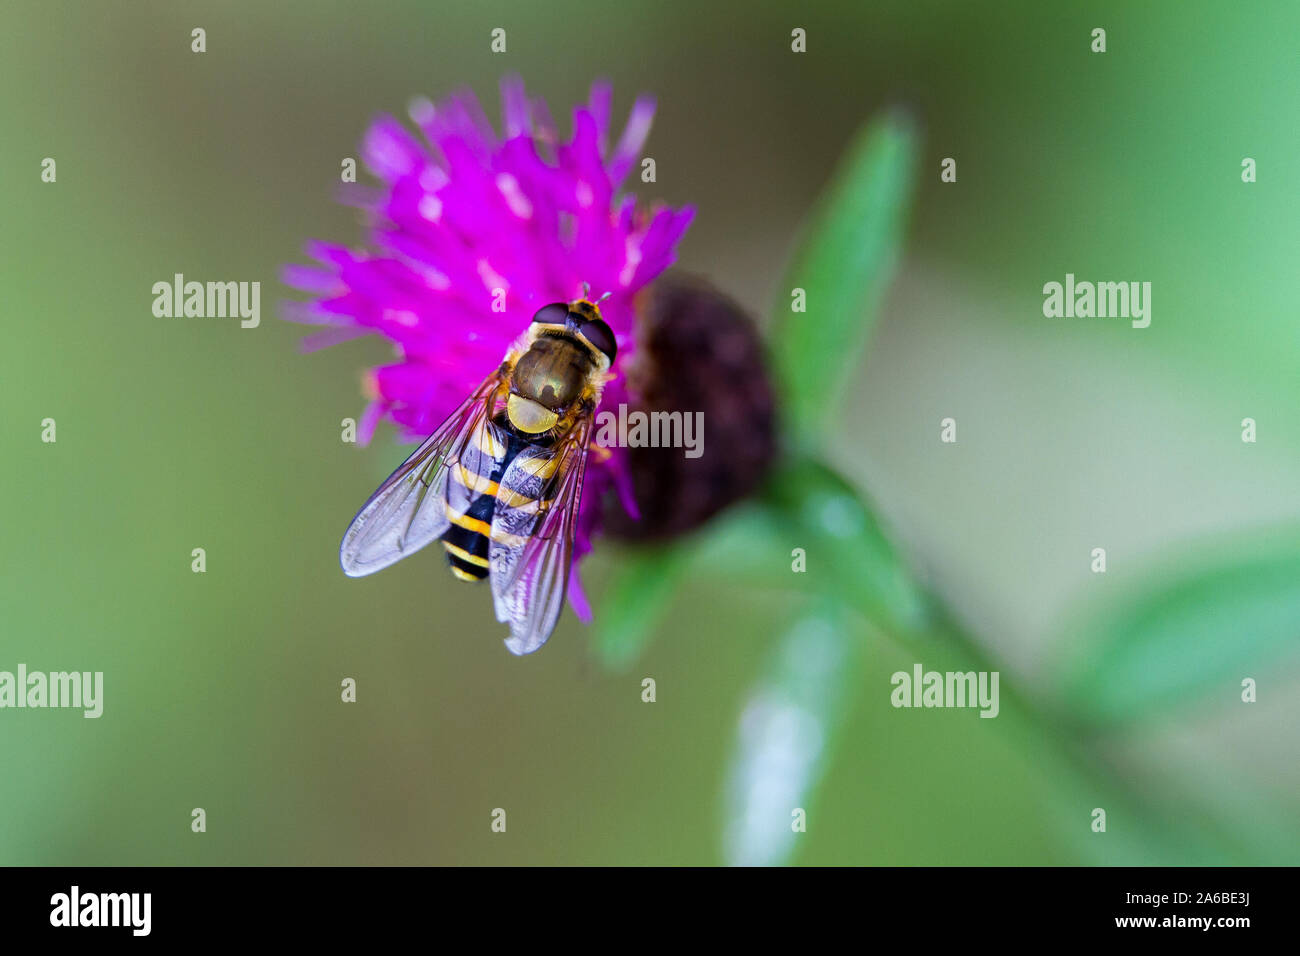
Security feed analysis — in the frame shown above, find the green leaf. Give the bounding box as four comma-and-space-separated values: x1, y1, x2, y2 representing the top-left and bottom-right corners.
1053, 531, 1300, 724
772, 111, 919, 443
720, 599, 865, 866
593, 456, 931, 668
764, 457, 930, 637
678, 500, 801, 583
593, 457, 931, 668
592, 503, 801, 669
591, 544, 691, 670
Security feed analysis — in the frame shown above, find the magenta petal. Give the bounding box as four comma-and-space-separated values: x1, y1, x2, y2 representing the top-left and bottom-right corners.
281, 264, 343, 294
608, 95, 656, 186
567, 566, 593, 623
587, 80, 612, 146
298, 325, 373, 353
372, 361, 439, 406
500, 75, 531, 139
357, 399, 386, 446
362, 116, 425, 181
608, 451, 642, 521
281, 300, 345, 326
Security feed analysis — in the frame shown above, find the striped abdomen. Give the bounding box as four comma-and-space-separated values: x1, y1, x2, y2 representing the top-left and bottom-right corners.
442, 495, 497, 581
442, 418, 550, 582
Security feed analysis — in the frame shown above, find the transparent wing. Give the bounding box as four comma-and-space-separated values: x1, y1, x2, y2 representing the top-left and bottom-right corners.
488, 417, 593, 655
339, 375, 500, 576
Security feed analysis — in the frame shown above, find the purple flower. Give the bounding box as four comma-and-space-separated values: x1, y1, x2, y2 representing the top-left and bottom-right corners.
283, 77, 694, 618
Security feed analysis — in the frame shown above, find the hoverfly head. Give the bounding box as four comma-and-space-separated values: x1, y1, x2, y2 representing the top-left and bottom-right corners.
565, 296, 617, 366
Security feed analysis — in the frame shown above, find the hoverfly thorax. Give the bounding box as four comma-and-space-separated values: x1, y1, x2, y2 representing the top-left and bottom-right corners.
505, 298, 616, 436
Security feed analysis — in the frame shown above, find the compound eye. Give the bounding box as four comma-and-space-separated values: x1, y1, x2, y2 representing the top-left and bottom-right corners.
531, 302, 569, 325
579, 318, 617, 362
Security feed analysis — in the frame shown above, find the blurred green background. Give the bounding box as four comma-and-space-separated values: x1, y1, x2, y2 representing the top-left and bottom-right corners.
2, 0, 1298, 865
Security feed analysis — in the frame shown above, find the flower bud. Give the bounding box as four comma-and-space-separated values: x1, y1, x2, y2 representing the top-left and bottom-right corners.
605, 274, 777, 540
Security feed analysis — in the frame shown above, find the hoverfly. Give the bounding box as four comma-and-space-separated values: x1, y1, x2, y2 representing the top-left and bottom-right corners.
339, 290, 617, 655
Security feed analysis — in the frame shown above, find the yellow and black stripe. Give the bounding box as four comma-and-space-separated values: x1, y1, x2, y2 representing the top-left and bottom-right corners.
441, 420, 542, 581
443, 506, 492, 580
